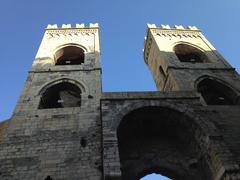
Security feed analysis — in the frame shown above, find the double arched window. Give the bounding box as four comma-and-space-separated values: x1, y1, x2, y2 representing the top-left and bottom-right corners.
55, 46, 85, 65
174, 44, 209, 63
39, 82, 82, 109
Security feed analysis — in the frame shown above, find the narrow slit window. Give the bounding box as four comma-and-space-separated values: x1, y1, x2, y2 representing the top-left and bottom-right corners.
159, 66, 166, 89
159, 66, 166, 79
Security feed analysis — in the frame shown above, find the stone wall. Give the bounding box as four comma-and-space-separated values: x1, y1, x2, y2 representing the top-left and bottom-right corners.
101, 92, 240, 180
0, 24, 103, 180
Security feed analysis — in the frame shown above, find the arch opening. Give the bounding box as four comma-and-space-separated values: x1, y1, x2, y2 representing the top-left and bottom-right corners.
117, 106, 207, 180
140, 173, 172, 180
44, 176, 53, 180
55, 46, 84, 65
197, 78, 238, 105
39, 82, 81, 109
174, 44, 209, 63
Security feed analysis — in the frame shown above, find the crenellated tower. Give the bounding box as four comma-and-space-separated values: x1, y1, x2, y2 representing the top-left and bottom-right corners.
144, 24, 240, 105
13, 23, 101, 116
2, 23, 103, 180
1, 23, 240, 180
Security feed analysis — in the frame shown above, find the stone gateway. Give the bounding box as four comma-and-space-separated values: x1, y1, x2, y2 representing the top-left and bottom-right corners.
0, 23, 240, 180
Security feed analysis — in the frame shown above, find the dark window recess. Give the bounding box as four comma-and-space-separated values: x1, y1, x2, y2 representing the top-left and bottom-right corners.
174, 44, 209, 63
159, 66, 166, 79
197, 79, 237, 105
88, 95, 94, 99
39, 82, 81, 109
45, 176, 53, 180
80, 137, 87, 147
158, 66, 166, 89
55, 46, 84, 65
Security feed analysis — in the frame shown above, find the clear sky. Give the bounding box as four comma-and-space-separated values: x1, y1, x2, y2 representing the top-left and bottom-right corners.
0, 1, 240, 178
141, 173, 171, 180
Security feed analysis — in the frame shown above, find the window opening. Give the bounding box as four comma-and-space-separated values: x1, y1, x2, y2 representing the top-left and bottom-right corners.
197, 79, 237, 105
174, 44, 209, 63
45, 176, 53, 180
55, 46, 84, 65
80, 137, 87, 147
159, 66, 166, 79
158, 66, 167, 90
39, 82, 81, 109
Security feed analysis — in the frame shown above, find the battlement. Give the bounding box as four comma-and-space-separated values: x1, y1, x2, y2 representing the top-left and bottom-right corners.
46, 23, 99, 29
144, 24, 203, 54
143, 24, 206, 65
147, 24, 199, 31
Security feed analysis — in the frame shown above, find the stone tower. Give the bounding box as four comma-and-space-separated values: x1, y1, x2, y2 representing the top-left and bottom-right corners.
0, 23, 103, 179
101, 24, 240, 180
0, 23, 240, 180
144, 24, 239, 99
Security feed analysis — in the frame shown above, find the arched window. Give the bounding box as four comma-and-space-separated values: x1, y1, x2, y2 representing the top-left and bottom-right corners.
174, 44, 209, 63
197, 78, 238, 105
39, 82, 81, 109
55, 46, 84, 65
44, 176, 53, 180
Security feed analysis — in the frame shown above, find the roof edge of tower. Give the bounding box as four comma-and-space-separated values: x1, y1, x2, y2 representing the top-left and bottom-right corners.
45, 23, 99, 30
147, 23, 200, 31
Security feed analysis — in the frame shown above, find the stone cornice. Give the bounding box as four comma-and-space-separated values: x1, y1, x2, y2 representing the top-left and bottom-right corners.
45, 29, 97, 38
151, 29, 202, 38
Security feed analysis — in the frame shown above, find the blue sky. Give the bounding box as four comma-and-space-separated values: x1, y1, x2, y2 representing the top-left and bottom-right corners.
141, 173, 171, 180
0, 1, 239, 178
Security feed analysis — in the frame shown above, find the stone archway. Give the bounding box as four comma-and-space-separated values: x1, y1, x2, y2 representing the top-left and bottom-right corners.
117, 106, 206, 180
102, 100, 240, 180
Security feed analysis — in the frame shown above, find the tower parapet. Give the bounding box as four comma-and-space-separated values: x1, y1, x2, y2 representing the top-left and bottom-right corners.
143, 24, 239, 93
144, 24, 204, 65
33, 23, 100, 70
13, 22, 102, 118
147, 24, 199, 30
46, 23, 99, 29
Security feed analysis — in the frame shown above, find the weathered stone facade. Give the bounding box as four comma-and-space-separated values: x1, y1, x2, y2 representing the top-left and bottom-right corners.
0, 23, 240, 180
0, 24, 102, 180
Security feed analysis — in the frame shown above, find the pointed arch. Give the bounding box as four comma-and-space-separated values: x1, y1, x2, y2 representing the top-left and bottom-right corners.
195, 76, 239, 105
38, 78, 86, 109
102, 100, 240, 180
38, 78, 86, 96
117, 106, 206, 180
173, 42, 210, 63
53, 44, 88, 65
